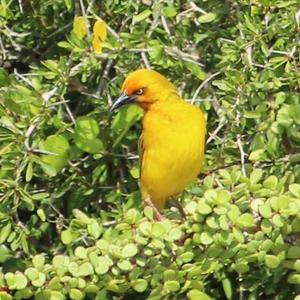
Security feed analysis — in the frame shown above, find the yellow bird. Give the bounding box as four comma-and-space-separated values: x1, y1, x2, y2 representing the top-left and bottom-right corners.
110, 69, 206, 219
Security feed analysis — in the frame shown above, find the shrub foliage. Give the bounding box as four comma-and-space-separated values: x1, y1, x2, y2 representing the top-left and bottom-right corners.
0, 0, 300, 299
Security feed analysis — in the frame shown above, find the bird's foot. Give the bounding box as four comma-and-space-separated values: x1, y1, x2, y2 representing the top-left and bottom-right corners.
144, 197, 165, 221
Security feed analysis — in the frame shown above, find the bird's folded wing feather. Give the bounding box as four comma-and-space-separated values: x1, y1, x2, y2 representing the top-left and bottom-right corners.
138, 133, 145, 179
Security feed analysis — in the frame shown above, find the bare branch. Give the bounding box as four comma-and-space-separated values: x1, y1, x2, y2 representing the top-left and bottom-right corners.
191, 71, 221, 104
141, 51, 151, 68
165, 46, 204, 67
14, 69, 34, 88
189, 1, 207, 14
42, 87, 58, 103
206, 119, 227, 145
206, 96, 227, 145
79, 0, 91, 38
64, 102, 76, 124
97, 59, 114, 97
24, 118, 41, 151
17, 0, 23, 13
237, 134, 246, 176
0, 36, 7, 60
161, 15, 171, 35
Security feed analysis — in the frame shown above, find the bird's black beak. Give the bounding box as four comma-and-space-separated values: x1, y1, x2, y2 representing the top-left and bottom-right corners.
110, 92, 135, 112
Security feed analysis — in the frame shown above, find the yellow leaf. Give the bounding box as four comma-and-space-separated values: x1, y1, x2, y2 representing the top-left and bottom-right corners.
93, 19, 107, 41
73, 16, 87, 39
92, 35, 102, 54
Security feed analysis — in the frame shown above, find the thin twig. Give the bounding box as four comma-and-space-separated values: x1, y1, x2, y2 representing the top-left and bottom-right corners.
31, 149, 59, 155
147, 3, 161, 37
206, 96, 227, 144
237, 134, 246, 176
141, 52, 151, 68
127, 48, 150, 53
189, 1, 207, 14
24, 118, 41, 151
191, 71, 221, 104
165, 46, 205, 67
206, 119, 227, 144
0, 36, 6, 60
14, 69, 34, 88
97, 59, 114, 97
79, 0, 91, 38
161, 15, 171, 35
42, 87, 58, 103
176, 8, 194, 23
48, 23, 72, 39
64, 102, 76, 124
103, 220, 118, 227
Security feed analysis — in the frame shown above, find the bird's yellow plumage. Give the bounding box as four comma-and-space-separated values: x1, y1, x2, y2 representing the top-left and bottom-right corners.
110, 69, 206, 214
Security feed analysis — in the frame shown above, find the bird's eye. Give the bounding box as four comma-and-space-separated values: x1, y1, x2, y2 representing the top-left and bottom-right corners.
136, 88, 144, 95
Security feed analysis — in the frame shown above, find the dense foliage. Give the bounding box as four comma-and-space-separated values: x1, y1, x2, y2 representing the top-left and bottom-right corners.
0, 0, 300, 299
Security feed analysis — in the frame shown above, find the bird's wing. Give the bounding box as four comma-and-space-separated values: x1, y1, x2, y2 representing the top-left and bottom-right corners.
138, 132, 145, 179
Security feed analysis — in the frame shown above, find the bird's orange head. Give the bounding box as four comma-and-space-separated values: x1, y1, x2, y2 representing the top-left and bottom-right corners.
110, 69, 179, 111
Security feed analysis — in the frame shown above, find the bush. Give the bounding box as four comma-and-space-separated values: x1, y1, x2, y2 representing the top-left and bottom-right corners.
0, 0, 300, 299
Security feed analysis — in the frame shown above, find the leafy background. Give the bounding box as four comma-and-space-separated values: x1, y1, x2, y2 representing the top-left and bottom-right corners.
0, 0, 300, 299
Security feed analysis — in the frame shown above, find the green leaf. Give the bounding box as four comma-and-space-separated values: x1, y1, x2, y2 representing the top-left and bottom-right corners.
61, 230, 73, 245
14, 273, 28, 290
163, 5, 177, 17
198, 12, 217, 23
131, 279, 148, 293
25, 161, 33, 182
87, 219, 102, 239
0, 68, 9, 87
133, 9, 152, 23
249, 149, 265, 161
0, 223, 12, 244
222, 277, 232, 300
75, 247, 87, 259
94, 256, 111, 274
212, 80, 233, 91
265, 255, 280, 268
197, 199, 212, 215
200, 232, 213, 245
250, 169, 263, 184
40, 135, 69, 176
31, 272, 46, 287
263, 176, 278, 189
122, 243, 138, 258
188, 289, 212, 300
168, 228, 182, 241
259, 203, 272, 218
152, 222, 166, 237
74, 117, 103, 154
50, 291, 65, 300
236, 213, 255, 228
228, 205, 240, 222
234, 263, 249, 273
186, 63, 206, 80
25, 268, 40, 281
78, 262, 94, 276
0, 292, 13, 300
37, 208, 46, 222
69, 289, 84, 300
117, 259, 132, 271
290, 184, 300, 197
216, 190, 231, 204
32, 255, 45, 269
164, 281, 180, 292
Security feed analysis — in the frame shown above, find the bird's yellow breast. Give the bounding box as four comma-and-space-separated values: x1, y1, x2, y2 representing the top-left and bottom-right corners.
140, 99, 206, 209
